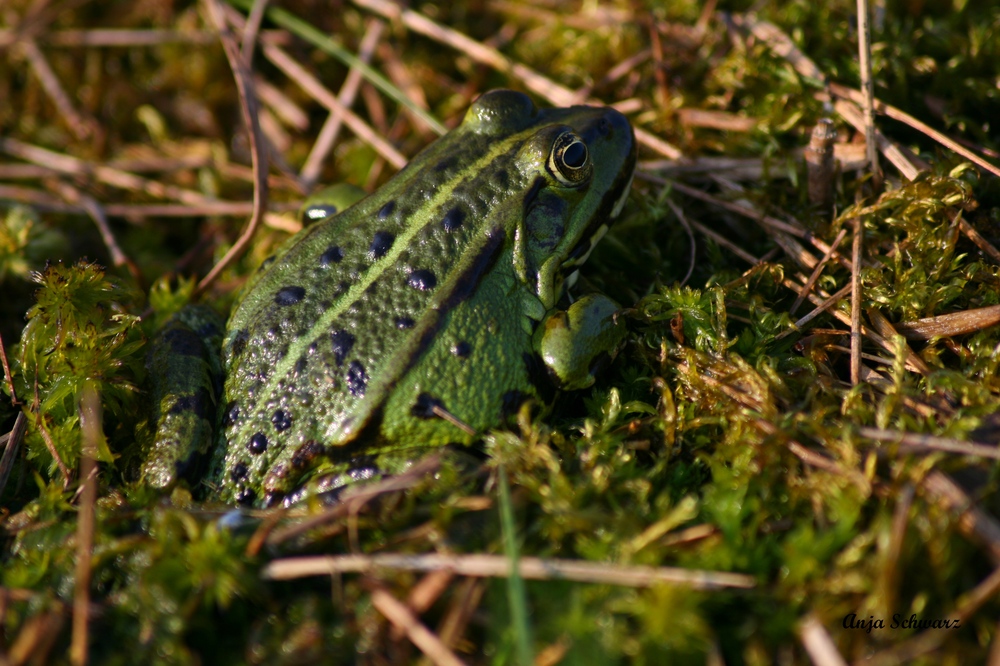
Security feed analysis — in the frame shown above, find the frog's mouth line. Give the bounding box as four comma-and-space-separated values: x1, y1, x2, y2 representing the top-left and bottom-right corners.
562, 170, 634, 273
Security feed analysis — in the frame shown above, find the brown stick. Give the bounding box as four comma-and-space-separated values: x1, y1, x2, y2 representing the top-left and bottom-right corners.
195, 0, 270, 296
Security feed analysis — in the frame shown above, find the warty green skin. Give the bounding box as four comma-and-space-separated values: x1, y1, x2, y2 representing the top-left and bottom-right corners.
151, 90, 635, 507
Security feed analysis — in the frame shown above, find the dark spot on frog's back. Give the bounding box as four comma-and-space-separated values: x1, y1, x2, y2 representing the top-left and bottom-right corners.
162, 327, 206, 357
377, 200, 395, 220
368, 231, 395, 260
231, 461, 248, 482
493, 168, 509, 188
452, 341, 472, 359
258, 255, 276, 272
407, 269, 437, 291
223, 401, 240, 426
275, 285, 306, 306
442, 206, 465, 232
319, 245, 344, 266
395, 317, 415, 330
236, 487, 256, 506
248, 432, 268, 455
167, 389, 211, 418
271, 409, 293, 432
230, 329, 250, 357
331, 330, 355, 366
291, 440, 325, 471
347, 360, 368, 397
411, 392, 446, 419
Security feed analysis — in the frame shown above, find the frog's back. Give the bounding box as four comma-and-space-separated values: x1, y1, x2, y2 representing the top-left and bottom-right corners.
214, 101, 539, 505
210, 90, 636, 506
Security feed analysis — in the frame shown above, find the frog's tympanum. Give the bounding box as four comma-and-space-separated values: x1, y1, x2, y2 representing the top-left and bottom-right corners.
144, 90, 636, 507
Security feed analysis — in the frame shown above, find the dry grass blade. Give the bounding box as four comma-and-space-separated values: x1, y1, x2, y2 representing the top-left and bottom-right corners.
859, 427, 1000, 460
892, 305, 1000, 340
854, 0, 881, 186
0, 413, 26, 504
0, 139, 213, 205
834, 99, 921, 180
790, 227, 847, 316
669, 181, 846, 261
369, 584, 467, 666
850, 217, 862, 385
194, 0, 269, 296
687, 215, 760, 265
6, 609, 65, 666
258, 40, 407, 170
300, 19, 385, 186
799, 614, 848, 666
957, 217, 1000, 265
50, 182, 135, 276
351, 0, 683, 159
829, 82, 1000, 179
677, 109, 757, 132
263, 553, 757, 590
861, 563, 1000, 666
261, 454, 443, 546
16, 36, 96, 140
70, 385, 100, 666
729, 14, 826, 83
0, 28, 227, 47
921, 471, 1000, 566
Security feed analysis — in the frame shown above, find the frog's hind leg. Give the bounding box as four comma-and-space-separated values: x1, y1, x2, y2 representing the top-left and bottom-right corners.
140, 304, 225, 491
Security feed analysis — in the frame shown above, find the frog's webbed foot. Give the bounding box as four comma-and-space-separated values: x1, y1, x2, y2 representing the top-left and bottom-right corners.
533, 293, 627, 391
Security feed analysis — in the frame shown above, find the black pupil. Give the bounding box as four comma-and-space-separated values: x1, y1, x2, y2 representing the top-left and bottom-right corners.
562, 141, 587, 168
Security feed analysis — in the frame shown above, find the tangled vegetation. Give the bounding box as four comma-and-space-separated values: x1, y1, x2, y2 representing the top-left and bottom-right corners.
2, 0, 1000, 663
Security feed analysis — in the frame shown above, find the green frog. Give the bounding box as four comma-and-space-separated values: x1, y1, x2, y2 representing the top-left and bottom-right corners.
143, 90, 636, 507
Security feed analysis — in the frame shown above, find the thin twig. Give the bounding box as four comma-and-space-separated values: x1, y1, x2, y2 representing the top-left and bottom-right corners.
195, 0, 270, 296
799, 615, 848, 666
857, 427, 1000, 460
665, 200, 696, 286
369, 584, 467, 666
259, 39, 408, 169
850, 216, 863, 384
300, 19, 385, 187
0, 413, 26, 503
922, 471, 1000, 565
834, 99, 921, 180
862, 563, 1000, 666
855, 0, 881, 186
70, 385, 100, 666
264, 553, 757, 590
829, 82, 1000, 179
351, 0, 682, 159
790, 227, 848, 316
17, 36, 95, 140
50, 182, 136, 278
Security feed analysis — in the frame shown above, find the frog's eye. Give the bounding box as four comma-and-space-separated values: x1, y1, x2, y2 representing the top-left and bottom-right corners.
548, 132, 592, 186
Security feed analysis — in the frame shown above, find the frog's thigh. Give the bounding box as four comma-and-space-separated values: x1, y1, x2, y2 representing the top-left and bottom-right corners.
534, 293, 627, 391
381, 281, 531, 445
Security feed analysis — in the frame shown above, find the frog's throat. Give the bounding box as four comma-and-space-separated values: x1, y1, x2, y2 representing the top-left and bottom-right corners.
535, 170, 634, 308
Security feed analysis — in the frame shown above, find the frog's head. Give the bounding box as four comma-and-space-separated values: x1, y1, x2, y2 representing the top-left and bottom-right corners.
463, 90, 636, 309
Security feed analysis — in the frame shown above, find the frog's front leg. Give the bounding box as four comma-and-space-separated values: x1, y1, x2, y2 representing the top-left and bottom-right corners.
533, 293, 627, 390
